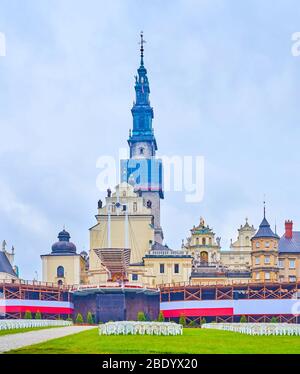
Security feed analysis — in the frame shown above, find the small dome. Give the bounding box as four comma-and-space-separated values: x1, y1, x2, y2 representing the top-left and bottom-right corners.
51, 229, 77, 254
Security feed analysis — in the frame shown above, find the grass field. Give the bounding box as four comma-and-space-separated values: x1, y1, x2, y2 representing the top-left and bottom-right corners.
0, 326, 61, 337
7, 327, 300, 354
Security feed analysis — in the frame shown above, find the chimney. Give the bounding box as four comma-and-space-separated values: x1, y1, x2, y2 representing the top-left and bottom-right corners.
285, 220, 293, 239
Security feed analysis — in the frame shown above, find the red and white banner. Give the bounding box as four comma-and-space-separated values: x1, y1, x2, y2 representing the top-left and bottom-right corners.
160, 299, 300, 317
0, 299, 74, 314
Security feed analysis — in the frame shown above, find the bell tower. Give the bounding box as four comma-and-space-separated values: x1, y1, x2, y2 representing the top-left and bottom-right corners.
121, 32, 164, 243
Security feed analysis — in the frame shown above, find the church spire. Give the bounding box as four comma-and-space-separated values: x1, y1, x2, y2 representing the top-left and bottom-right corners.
139, 31, 145, 67
128, 32, 157, 154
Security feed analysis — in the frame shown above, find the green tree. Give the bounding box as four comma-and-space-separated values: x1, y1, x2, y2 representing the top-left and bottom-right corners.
87, 311, 94, 325
188, 319, 196, 327
24, 310, 32, 319
179, 314, 186, 326
35, 310, 42, 320
240, 315, 247, 323
137, 311, 147, 321
157, 311, 165, 322
271, 316, 278, 323
75, 313, 84, 324
200, 317, 207, 326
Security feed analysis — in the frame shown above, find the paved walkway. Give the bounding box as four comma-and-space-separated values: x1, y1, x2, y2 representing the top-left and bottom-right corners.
0, 325, 95, 353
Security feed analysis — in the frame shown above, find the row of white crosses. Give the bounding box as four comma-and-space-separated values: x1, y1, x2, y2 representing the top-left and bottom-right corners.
99, 321, 183, 336
0, 319, 72, 331
202, 323, 300, 336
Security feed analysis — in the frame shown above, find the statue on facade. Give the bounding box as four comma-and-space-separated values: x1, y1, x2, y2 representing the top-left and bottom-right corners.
147, 200, 152, 209
107, 188, 111, 197
98, 199, 103, 209
2, 240, 6, 252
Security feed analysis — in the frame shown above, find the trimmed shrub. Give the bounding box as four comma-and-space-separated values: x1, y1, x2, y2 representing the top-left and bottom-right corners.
87, 311, 94, 325
24, 311, 32, 319
75, 313, 84, 324
179, 314, 186, 326
188, 319, 196, 327
271, 316, 278, 323
35, 311, 42, 320
157, 311, 165, 322
137, 311, 147, 321
200, 317, 207, 326
240, 315, 247, 323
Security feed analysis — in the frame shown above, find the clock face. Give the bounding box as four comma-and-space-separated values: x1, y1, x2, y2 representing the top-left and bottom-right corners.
115, 202, 121, 209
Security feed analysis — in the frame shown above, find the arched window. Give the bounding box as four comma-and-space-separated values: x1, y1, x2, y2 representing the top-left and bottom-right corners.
140, 147, 144, 155
196, 238, 199, 245
202, 238, 206, 245
57, 266, 64, 278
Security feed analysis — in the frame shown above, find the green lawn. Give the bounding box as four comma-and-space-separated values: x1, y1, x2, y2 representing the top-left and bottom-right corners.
0, 326, 61, 337
7, 327, 300, 354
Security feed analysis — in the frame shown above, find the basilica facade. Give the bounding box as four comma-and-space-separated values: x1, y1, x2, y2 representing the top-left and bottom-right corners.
37, 36, 300, 289
5, 34, 298, 289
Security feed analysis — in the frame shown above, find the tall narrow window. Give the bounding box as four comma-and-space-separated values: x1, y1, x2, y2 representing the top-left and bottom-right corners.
57, 266, 64, 278
160, 264, 165, 274
133, 202, 137, 212
174, 264, 179, 274
289, 259, 296, 269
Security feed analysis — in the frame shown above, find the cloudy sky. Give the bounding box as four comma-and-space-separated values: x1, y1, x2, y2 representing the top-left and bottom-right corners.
0, 0, 300, 280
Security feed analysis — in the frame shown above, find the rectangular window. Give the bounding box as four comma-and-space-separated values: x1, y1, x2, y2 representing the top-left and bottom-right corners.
256, 273, 260, 280
265, 272, 270, 280
255, 257, 260, 265
132, 274, 138, 281
264, 256, 270, 264
174, 264, 179, 274
289, 259, 296, 269
160, 264, 165, 274
289, 276, 296, 283
278, 259, 284, 269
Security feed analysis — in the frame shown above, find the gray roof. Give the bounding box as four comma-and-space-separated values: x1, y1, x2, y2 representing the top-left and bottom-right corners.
279, 232, 300, 253
252, 217, 279, 240
0, 252, 16, 277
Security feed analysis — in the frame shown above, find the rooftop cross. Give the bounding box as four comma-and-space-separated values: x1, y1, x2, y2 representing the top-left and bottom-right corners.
139, 31, 146, 66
